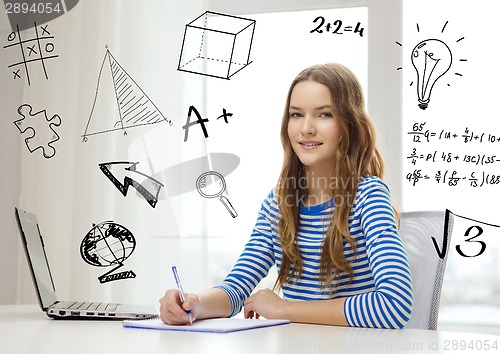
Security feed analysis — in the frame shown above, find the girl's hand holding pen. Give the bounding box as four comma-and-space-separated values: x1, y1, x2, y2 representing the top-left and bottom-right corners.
159, 289, 199, 325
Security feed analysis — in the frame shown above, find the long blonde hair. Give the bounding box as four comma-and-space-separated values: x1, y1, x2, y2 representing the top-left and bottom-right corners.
275, 63, 385, 291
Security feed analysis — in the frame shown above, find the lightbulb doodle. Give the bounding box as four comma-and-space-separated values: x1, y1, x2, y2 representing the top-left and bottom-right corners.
80, 221, 137, 284
396, 21, 467, 110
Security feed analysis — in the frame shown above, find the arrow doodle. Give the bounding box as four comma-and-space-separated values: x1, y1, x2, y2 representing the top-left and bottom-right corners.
99, 161, 164, 208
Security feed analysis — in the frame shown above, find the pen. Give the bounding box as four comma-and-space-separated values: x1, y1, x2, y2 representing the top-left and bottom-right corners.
172, 265, 193, 324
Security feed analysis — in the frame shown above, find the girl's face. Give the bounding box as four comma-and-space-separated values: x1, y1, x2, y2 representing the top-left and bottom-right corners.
287, 80, 341, 177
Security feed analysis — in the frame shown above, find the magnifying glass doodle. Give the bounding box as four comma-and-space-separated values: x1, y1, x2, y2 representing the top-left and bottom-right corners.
196, 171, 237, 218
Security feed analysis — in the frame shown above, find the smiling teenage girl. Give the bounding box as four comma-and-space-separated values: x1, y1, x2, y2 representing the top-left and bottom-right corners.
159, 63, 413, 329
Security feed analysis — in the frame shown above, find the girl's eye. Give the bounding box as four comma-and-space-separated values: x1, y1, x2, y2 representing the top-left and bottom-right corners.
289, 112, 302, 118
319, 112, 334, 118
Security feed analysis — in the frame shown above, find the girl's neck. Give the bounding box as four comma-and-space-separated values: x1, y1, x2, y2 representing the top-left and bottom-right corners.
303, 168, 335, 206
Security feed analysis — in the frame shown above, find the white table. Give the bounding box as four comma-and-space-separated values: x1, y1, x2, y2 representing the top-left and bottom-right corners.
1, 305, 500, 354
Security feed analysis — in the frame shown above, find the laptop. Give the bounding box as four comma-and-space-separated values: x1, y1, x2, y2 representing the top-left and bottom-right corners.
14, 207, 159, 320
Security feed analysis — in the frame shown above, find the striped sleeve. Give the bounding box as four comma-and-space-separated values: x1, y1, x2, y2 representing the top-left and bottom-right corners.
214, 191, 276, 317
344, 180, 413, 329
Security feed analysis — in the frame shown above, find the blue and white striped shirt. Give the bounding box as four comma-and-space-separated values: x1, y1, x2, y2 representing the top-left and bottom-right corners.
215, 176, 413, 329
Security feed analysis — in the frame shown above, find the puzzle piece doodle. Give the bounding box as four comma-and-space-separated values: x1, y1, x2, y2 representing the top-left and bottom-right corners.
14, 104, 61, 158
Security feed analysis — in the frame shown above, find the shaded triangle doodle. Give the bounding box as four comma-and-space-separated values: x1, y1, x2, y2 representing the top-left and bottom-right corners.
82, 48, 172, 141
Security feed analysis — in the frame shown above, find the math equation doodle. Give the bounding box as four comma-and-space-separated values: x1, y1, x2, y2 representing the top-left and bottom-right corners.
395, 21, 467, 110
80, 221, 136, 284
82, 47, 173, 142
14, 103, 61, 159
432, 210, 500, 259
406, 121, 500, 188
2, 23, 59, 86
310, 17, 364, 37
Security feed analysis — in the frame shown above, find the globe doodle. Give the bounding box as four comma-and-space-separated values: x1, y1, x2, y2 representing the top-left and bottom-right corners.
80, 221, 137, 283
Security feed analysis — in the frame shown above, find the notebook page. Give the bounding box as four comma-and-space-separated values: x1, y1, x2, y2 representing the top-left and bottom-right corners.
123, 317, 290, 333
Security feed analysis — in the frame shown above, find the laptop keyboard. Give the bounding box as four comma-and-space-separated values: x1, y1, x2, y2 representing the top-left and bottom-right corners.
53, 301, 119, 311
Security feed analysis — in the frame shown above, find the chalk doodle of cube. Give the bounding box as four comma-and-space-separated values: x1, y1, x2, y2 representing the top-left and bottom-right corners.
178, 11, 256, 79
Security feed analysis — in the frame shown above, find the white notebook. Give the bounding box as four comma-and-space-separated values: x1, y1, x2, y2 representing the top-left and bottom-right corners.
123, 317, 290, 333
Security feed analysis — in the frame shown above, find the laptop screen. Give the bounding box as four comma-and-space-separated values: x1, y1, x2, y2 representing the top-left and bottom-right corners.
15, 208, 58, 310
